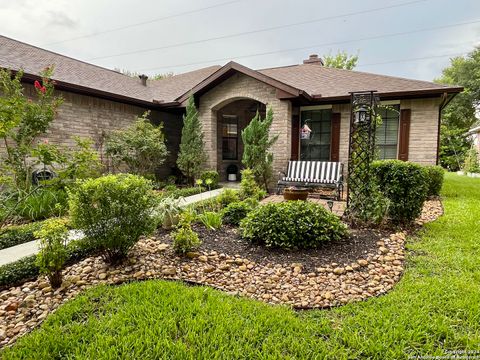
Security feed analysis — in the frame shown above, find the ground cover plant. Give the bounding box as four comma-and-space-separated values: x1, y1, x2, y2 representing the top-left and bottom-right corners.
1, 174, 479, 358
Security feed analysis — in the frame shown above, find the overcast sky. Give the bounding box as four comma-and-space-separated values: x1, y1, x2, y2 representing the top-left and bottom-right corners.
1, 0, 479, 81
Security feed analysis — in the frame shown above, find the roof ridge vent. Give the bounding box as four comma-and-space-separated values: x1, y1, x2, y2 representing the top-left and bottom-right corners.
139, 74, 148, 86
303, 54, 324, 66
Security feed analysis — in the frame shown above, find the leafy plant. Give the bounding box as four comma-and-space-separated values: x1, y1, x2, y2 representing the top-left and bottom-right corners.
241, 108, 278, 191
34, 218, 69, 288
424, 165, 445, 196
15, 187, 68, 221
222, 200, 256, 226
177, 96, 207, 185
154, 196, 182, 229
69, 174, 157, 263
323, 51, 359, 70
105, 112, 168, 177
199, 211, 222, 231
241, 201, 348, 249
172, 211, 201, 254
216, 189, 240, 208
372, 160, 428, 224
0, 67, 63, 193
200, 170, 219, 190
239, 168, 267, 200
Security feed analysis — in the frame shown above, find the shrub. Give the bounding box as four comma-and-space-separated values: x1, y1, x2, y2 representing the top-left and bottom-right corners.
105, 112, 168, 177
200, 170, 219, 189
16, 187, 68, 221
372, 160, 428, 224
424, 165, 445, 196
216, 189, 240, 208
34, 218, 69, 288
160, 186, 205, 200
239, 168, 266, 200
199, 211, 222, 231
69, 174, 157, 263
0, 222, 42, 250
222, 200, 256, 226
241, 108, 278, 191
241, 201, 348, 249
187, 197, 221, 215
172, 212, 201, 254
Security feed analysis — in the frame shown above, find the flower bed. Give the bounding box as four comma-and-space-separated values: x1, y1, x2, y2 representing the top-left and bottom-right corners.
0, 200, 443, 347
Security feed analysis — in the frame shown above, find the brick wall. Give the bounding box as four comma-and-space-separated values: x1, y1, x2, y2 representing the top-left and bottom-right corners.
0, 84, 183, 178
198, 72, 292, 185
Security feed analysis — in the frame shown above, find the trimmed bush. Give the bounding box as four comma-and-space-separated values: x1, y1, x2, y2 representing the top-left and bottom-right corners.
222, 200, 256, 226
200, 170, 219, 189
69, 174, 157, 263
239, 168, 267, 200
0, 222, 42, 250
172, 212, 201, 254
216, 189, 240, 208
372, 160, 428, 224
35, 218, 69, 288
241, 201, 348, 249
424, 165, 445, 196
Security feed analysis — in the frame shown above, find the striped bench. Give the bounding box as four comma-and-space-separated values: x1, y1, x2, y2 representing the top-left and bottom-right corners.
276, 161, 344, 200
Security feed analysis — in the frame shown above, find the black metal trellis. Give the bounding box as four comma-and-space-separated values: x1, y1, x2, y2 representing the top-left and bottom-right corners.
346, 91, 380, 214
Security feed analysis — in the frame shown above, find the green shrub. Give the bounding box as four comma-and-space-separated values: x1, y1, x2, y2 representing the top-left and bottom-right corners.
0, 222, 42, 250
463, 147, 480, 173
69, 174, 157, 263
200, 170, 219, 189
424, 165, 445, 196
199, 211, 222, 231
241, 201, 348, 249
35, 218, 69, 288
222, 200, 256, 226
216, 189, 240, 208
372, 160, 428, 224
187, 197, 221, 215
172, 212, 201, 254
239, 168, 266, 200
16, 187, 68, 221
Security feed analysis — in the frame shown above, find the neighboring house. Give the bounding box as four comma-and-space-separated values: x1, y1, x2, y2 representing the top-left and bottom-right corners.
468, 125, 480, 154
0, 35, 462, 181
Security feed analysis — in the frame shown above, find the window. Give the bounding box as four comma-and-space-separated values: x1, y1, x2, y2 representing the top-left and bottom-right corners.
376, 105, 400, 159
300, 109, 332, 161
222, 115, 238, 160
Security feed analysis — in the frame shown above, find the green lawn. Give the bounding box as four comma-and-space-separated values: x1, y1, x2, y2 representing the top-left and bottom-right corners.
3, 174, 480, 359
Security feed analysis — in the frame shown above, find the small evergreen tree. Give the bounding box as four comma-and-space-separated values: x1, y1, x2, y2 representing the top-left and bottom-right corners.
241, 108, 278, 191
177, 96, 207, 185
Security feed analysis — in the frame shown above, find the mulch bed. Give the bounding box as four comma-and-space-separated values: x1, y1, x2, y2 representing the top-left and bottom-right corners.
159, 225, 390, 272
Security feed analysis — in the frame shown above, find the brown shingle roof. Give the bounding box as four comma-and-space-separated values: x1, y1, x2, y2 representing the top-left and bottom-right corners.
0, 35, 461, 106
258, 64, 458, 99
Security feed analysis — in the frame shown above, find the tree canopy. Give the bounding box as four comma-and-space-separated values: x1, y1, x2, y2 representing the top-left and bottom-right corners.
323, 51, 359, 70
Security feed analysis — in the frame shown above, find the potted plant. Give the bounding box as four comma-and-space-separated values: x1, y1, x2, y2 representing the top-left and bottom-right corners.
283, 186, 309, 201
155, 197, 182, 229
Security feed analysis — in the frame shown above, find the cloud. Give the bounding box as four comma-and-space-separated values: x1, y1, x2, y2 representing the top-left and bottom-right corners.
47, 11, 77, 29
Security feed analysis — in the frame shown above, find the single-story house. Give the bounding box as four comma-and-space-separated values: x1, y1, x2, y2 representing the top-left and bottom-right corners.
0, 35, 463, 181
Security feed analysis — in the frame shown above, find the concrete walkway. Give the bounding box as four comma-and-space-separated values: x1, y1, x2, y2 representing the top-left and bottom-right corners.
0, 187, 228, 267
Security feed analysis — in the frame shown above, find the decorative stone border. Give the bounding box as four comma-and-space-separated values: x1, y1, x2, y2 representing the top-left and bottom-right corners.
0, 199, 443, 348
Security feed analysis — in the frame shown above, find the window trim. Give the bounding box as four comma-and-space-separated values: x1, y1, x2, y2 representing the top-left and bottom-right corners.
376, 104, 400, 160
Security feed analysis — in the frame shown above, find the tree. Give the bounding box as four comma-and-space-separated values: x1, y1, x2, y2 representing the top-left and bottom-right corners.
177, 96, 207, 185
435, 47, 480, 169
105, 112, 168, 177
323, 51, 358, 70
241, 108, 278, 191
0, 67, 63, 191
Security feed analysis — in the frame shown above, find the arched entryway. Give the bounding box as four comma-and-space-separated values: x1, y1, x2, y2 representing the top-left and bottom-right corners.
215, 99, 266, 181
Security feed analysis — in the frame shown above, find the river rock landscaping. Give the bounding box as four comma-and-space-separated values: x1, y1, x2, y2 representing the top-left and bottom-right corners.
0, 199, 443, 347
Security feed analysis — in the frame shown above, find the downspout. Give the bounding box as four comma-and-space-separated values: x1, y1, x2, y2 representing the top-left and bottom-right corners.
436, 92, 457, 165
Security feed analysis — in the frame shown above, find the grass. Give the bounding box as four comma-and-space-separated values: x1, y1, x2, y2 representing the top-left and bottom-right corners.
2, 173, 479, 359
